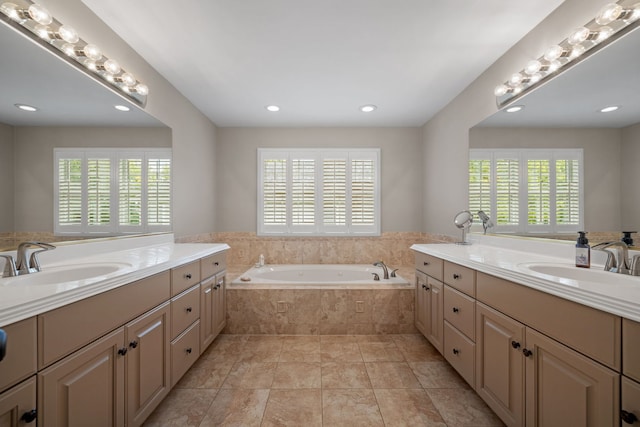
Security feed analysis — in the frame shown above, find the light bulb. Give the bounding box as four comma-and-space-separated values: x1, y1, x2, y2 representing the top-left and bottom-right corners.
524, 60, 542, 75
84, 60, 97, 71
512, 86, 523, 95
103, 59, 121, 75
83, 44, 102, 61
34, 24, 50, 40
494, 84, 509, 97
27, 3, 52, 25
544, 45, 564, 61
630, 4, 640, 21
0, 3, 21, 21
570, 44, 586, 59
595, 3, 622, 25
58, 25, 79, 44
508, 73, 523, 87
134, 83, 149, 96
529, 73, 542, 84
596, 26, 614, 43
567, 27, 589, 45
61, 43, 76, 56
121, 72, 136, 86
360, 105, 377, 112
547, 60, 561, 72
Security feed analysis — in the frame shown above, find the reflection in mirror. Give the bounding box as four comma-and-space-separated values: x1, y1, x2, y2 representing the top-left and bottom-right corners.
0, 20, 171, 251
470, 26, 640, 244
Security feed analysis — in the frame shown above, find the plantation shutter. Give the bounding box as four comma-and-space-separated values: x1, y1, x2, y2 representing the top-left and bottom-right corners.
554, 154, 582, 230
495, 155, 519, 227
57, 157, 82, 228
291, 158, 315, 231
468, 156, 491, 219
147, 156, 172, 227
86, 156, 111, 227
322, 157, 347, 231
527, 158, 551, 226
119, 157, 143, 227
260, 153, 288, 234
351, 158, 375, 226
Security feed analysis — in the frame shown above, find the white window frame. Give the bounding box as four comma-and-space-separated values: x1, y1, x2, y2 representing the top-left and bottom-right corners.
54, 147, 172, 236
469, 148, 584, 234
257, 148, 381, 236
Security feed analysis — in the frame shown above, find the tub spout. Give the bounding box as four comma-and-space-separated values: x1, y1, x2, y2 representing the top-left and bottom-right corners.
373, 261, 389, 279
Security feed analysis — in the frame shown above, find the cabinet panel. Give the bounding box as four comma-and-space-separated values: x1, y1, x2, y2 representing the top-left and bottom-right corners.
200, 277, 215, 353
201, 252, 227, 280
476, 302, 525, 427
444, 261, 476, 297
621, 377, 640, 426
171, 321, 200, 387
623, 318, 640, 382
0, 318, 36, 393
426, 277, 444, 354
444, 285, 475, 340
0, 377, 36, 427
414, 252, 443, 281
213, 274, 227, 336
38, 328, 125, 427
125, 302, 171, 427
171, 284, 200, 339
477, 272, 621, 371
414, 271, 428, 336
524, 328, 619, 427
171, 260, 201, 296
444, 321, 475, 388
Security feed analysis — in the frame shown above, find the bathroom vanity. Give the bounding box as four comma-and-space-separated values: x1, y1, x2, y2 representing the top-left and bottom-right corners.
0, 234, 228, 426
412, 237, 640, 427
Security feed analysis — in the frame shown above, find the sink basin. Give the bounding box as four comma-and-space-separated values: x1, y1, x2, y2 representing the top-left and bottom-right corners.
0, 262, 132, 287
517, 262, 640, 286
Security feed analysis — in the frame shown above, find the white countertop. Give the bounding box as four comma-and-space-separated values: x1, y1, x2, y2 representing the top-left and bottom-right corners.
0, 234, 229, 327
411, 235, 640, 322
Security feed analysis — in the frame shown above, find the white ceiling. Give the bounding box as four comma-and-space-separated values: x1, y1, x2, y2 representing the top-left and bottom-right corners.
81, 0, 566, 127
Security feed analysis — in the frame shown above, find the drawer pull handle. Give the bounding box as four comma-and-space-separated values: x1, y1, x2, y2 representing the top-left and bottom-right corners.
423, 261, 430, 266
185, 273, 192, 280
421, 284, 427, 289
214, 262, 220, 266
118, 347, 128, 356
522, 348, 533, 357
186, 347, 193, 354
621, 410, 638, 424
453, 273, 461, 280
511, 341, 521, 349
186, 307, 193, 313
129, 340, 138, 349
21, 409, 37, 423
452, 307, 459, 313
452, 348, 460, 355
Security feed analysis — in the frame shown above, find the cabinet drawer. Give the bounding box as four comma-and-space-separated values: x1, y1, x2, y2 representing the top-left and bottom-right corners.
171, 320, 200, 387
171, 284, 200, 339
623, 318, 640, 382
444, 285, 475, 341
414, 252, 443, 281
0, 377, 36, 424
0, 317, 36, 393
444, 261, 476, 296
201, 252, 227, 280
444, 321, 475, 388
171, 260, 201, 296
38, 271, 170, 369
477, 272, 621, 370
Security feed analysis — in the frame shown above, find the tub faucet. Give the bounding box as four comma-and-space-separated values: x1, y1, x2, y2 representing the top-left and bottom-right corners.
373, 261, 389, 279
16, 242, 55, 275
0, 255, 18, 277
592, 241, 631, 274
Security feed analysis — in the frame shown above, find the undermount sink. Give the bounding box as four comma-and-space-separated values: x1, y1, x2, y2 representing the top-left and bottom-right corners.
517, 262, 640, 286
0, 262, 132, 287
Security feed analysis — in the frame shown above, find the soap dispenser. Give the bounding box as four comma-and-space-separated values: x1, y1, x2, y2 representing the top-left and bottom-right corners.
575, 231, 590, 268
622, 231, 636, 247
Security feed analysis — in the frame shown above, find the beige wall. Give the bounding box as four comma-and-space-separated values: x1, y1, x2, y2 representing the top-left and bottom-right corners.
421, 0, 605, 237
0, 123, 13, 232
469, 127, 622, 231
215, 127, 423, 232
621, 123, 640, 231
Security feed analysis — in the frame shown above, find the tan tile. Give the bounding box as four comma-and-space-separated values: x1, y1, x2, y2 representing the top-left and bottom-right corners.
320, 342, 363, 362
374, 388, 447, 427
320, 335, 358, 344
262, 389, 322, 427
358, 342, 405, 362
175, 358, 234, 389
394, 335, 444, 362
354, 335, 396, 343
409, 361, 469, 389
319, 323, 349, 334
427, 388, 505, 426
221, 362, 277, 389
144, 388, 217, 426
272, 362, 321, 389
365, 362, 421, 389
200, 388, 270, 427
322, 389, 384, 427
321, 362, 371, 389
320, 290, 349, 324
280, 335, 322, 361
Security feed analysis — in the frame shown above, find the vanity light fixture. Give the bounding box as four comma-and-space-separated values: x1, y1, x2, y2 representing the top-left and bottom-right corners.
495, 0, 640, 108
0, 0, 149, 107
360, 104, 377, 113
265, 105, 280, 112
600, 105, 620, 112
15, 103, 37, 112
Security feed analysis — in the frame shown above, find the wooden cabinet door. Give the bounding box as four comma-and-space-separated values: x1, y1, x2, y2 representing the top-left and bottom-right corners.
200, 277, 215, 352
524, 328, 619, 427
124, 302, 171, 427
414, 271, 429, 336
621, 377, 640, 426
213, 274, 227, 336
38, 328, 125, 427
426, 278, 444, 354
476, 302, 525, 427
0, 378, 36, 427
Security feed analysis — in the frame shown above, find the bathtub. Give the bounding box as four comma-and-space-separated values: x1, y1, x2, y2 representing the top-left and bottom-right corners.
229, 264, 411, 289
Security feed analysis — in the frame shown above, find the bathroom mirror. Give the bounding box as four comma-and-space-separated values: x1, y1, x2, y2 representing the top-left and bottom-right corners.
469, 25, 640, 239
0, 19, 171, 251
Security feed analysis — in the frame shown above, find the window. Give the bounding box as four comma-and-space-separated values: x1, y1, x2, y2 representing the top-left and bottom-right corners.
55, 148, 172, 236
258, 148, 380, 236
469, 149, 583, 234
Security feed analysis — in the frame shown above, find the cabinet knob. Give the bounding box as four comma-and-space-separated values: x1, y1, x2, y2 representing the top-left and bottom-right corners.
185, 273, 192, 280
21, 409, 37, 423
511, 341, 521, 349
186, 347, 193, 354
453, 273, 461, 280
214, 262, 220, 266
452, 348, 460, 355
522, 348, 533, 357
621, 410, 638, 424
186, 306, 192, 313
452, 307, 459, 313
118, 347, 128, 356
421, 284, 427, 289
129, 340, 138, 349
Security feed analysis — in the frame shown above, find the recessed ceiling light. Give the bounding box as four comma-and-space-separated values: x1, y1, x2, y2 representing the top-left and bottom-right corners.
114, 105, 130, 112
266, 105, 280, 112
505, 105, 524, 113
15, 104, 37, 112
360, 105, 377, 113
600, 106, 619, 113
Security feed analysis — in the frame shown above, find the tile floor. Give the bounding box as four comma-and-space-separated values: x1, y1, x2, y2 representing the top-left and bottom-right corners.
144, 334, 504, 426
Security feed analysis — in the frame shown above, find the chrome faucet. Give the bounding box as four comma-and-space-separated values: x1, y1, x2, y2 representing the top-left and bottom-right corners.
16, 242, 55, 275
0, 255, 18, 277
592, 241, 633, 274
373, 261, 389, 279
